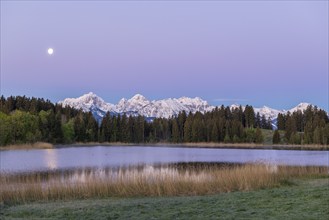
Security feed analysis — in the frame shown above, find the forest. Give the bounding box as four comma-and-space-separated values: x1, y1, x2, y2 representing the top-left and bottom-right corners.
0, 95, 328, 146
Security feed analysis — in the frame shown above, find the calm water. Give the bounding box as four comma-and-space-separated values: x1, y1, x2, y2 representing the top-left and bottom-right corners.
1, 146, 328, 173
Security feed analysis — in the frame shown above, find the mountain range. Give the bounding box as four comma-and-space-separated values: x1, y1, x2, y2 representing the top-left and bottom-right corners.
59, 92, 313, 125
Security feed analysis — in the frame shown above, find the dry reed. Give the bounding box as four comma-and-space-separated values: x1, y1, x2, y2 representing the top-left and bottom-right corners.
0, 142, 53, 150
0, 164, 327, 205
180, 142, 329, 150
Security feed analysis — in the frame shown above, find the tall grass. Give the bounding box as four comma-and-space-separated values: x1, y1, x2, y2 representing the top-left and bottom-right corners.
0, 142, 53, 150
0, 164, 327, 205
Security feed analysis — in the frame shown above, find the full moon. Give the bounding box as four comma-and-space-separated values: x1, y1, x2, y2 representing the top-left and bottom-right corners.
47, 48, 54, 55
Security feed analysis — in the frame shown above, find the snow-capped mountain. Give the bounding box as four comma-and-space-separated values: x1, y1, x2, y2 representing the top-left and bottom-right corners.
113, 94, 214, 118
59, 92, 115, 113
59, 93, 315, 123
254, 106, 282, 120
59, 93, 214, 120
230, 103, 312, 120
59, 92, 116, 121
285, 102, 312, 114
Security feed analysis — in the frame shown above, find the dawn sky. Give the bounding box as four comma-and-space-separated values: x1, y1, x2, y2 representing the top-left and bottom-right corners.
1, 1, 328, 110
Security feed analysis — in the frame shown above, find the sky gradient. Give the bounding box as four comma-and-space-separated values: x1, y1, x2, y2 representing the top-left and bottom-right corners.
1, 1, 328, 111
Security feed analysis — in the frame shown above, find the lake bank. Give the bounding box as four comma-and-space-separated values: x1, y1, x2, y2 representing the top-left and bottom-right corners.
0, 142, 54, 151
2, 177, 328, 219
1, 142, 328, 151
61, 142, 329, 151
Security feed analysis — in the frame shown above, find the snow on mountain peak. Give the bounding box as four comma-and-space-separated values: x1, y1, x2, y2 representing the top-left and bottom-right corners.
60, 92, 115, 115
59, 93, 215, 119
254, 106, 281, 119
59, 93, 320, 122
80, 92, 103, 103
230, 104, 242, 110
130, 94, 148, 102
288, 102, 312, 113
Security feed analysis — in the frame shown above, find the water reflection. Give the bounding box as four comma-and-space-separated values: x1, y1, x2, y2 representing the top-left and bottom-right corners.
44, 149, 58, 170
1, 146, 328, 173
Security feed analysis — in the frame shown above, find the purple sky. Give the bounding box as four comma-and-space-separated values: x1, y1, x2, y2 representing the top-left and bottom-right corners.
1, 1, 328, 110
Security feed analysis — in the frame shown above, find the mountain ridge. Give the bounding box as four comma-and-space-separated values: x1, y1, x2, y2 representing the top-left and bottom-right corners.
59, 92, 314, 122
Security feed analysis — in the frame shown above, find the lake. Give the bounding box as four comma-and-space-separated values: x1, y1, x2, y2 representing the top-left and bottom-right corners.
1, 145, 328, 173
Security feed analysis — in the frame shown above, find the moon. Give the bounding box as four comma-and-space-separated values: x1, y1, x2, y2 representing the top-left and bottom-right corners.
47, 48, 54, 55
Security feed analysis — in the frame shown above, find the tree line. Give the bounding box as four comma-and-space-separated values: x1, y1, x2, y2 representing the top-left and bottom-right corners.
0, 95, 328, 146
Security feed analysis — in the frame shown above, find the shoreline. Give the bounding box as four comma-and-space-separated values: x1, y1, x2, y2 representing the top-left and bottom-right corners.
58, 142, 329, 151
0, 142, 54, 151
1, 142, 328, 151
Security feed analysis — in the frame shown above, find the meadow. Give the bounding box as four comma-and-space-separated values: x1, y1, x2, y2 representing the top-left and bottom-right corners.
2, 178, 328, 219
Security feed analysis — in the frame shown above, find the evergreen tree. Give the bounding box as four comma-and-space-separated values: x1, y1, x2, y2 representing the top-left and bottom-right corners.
73, 111, 86, 142
210, 122, 219, 142
260, 115, 267, 129
224, 130, 231, 143
277, 113, 285, 130
177, 111, 187, 141
289, 132, 301, 145
100, 112, 111, 142
127, 116, 134, 142
284, 114, 297, 142
272, 130, 281, 144
244, 105, 255, 128
191, 115, 205, 142
110, 116, 118, 142
53, 111, 63, 143
183, 114, 193, 142
255, 113, 261, 128
134, 115, 145, 143
120, 114, 129, 142
313, 127, 322, 144
85, 112, 98, 142
171, 119, 180, 143
255, 127, 264, 144
62, 119, 75, 143
266, 117, 273, 130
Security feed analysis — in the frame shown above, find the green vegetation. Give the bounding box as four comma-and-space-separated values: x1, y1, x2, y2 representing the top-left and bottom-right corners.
272, 129, 281, 144
1, 177, 328, 219
1, 95, 328, 146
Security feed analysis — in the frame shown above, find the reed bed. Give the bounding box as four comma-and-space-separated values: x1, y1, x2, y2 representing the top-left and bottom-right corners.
0, 142, 53, 150
181, 142, 329, 150
0, 164, 328, 205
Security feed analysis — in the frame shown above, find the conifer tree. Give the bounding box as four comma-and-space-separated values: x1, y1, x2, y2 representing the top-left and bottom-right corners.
313, 127, 322, 144
272, 130, 281, 144
183, 116, 193, 142
177, 111, 187, 141
277, 113, 285, 130
85, 112, 98, 142
244, 105, 255, 128
256, 112, 261, 128
211, 122, 219, 142
53, 111, 63, 143
171, 119, 180, 143
255, 127, 264, 144
284, 114, 297, 142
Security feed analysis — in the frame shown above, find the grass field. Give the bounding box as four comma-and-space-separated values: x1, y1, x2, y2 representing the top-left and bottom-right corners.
1, 177, 328, 220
